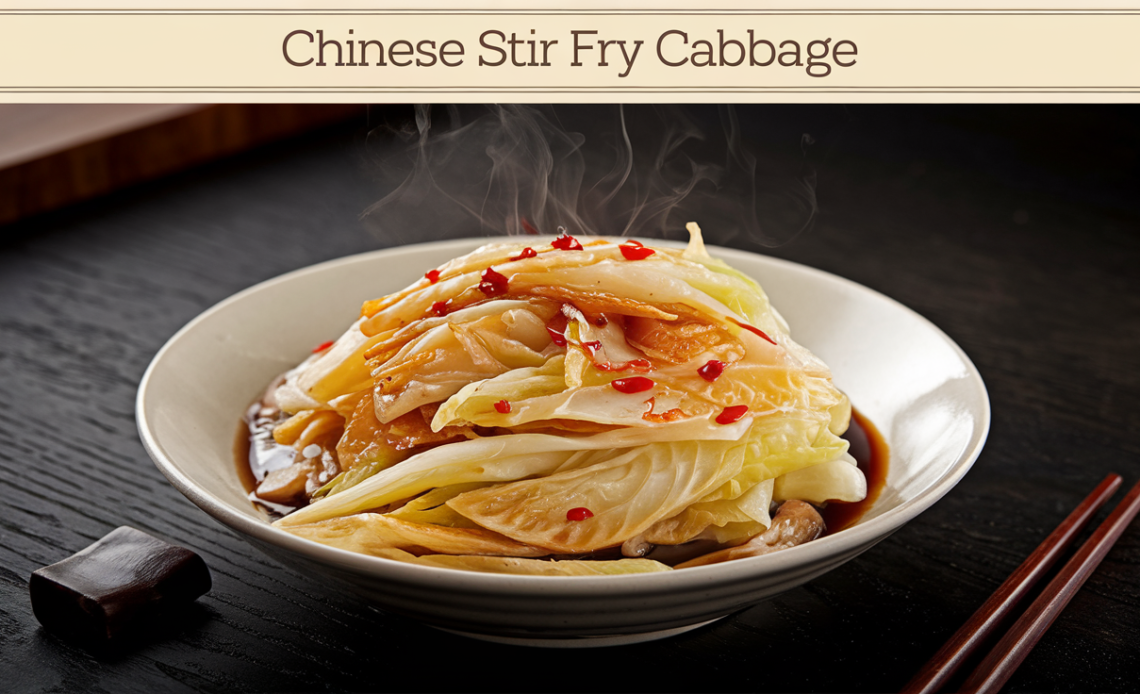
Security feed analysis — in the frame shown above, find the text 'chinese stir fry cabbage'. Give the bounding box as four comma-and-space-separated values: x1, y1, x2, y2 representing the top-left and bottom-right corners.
248, 224, 867, 575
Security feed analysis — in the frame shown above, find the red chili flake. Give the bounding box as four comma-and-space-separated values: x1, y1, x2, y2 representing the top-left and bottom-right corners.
730, 318, 777, 345
312, 340, 334, 354
552, 233, 583, 251
545, 314, 569, 346
494, 400, 512, 414
479, 267, 509, 296
698, 359, 726, 382
611, 376, 655, 394
430, 301, 449, 317
510, 247, 537, 262
521, 218, 539, 235
566, 507, 594, 521
716, 405, 749, 425
593, 315, 609, 327
424, 269, 441, 284
619, 241, 656, 260
546, 327, 568, 347
581, 340, 602, 356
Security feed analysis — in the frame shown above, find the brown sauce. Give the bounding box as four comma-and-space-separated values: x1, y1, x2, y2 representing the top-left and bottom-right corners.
234, 405, 262, 497
822, 408, 890, 535
234, 402, 302, 518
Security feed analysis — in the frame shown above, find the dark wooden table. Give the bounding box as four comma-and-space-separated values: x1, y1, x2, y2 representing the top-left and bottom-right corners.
2, 105, 1137, 693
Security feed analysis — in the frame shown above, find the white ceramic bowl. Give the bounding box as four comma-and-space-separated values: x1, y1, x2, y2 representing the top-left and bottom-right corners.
137, 238, 989, 646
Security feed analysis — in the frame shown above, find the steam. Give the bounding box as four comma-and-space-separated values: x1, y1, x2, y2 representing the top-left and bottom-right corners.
362, 104, 817, 248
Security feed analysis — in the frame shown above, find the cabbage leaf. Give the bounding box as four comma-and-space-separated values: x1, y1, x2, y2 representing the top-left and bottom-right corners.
268, 229, 866, 571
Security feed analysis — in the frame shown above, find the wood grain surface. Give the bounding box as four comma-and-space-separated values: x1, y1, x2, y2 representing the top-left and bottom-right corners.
0, 104, 365, 226
0, 105, 1137, 693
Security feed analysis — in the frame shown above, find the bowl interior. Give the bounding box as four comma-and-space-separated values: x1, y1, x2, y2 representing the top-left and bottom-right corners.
139, 239, 989, 576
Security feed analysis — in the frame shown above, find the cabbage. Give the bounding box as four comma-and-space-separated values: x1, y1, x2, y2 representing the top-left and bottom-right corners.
360, 549, 672, 576
430, 355, 571, 429
680, 222, 783, 331
446, 438, 749, 553
277, 417, 751, 527
270, 226, 866, 570
311, 458, 392, 501
279, 318, 382, 410
386, 482, 491, 528
641, 479, 774, 546
287, 513, 548, 557
629, 399, 851, 547
370, 303, 560, 422
773, 452, 867, 504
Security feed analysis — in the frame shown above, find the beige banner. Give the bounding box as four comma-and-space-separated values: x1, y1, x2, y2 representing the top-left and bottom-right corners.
1, 10, 1138, 102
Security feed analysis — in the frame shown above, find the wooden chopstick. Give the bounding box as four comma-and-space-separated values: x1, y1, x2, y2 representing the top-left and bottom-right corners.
960, 477, 1140, 694
900, 473, 1123, 694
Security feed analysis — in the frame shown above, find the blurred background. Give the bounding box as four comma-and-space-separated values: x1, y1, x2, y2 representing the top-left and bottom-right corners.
4, 104, 1136, 242
0, 104, 364, 226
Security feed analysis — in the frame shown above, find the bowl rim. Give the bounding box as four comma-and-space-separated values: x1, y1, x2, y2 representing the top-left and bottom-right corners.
137, 236, 990, 595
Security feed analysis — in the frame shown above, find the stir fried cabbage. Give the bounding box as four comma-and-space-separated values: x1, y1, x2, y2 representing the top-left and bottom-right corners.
267, 224, 865, 575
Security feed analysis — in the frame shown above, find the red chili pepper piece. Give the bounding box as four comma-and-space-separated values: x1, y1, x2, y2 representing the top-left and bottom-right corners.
494, 400, 512, 414
698, 359, 725, 382
312, 340, 334, 354
546, 327, 568, 347
479, 267, 509, 296
566, 507, 594, 521
730, 318, 777, 345
611, 376, 655, 394
552, 234, 583, 251
521, 218, 539, 235
430, 301, 449, 317
619, 242, 656, 260
510, 247, 537, 262
545, 314, 569, 346
716, 405, 749, 424
593, 315, 608, 327
424, 269, 441, 284
581, 340, 602, 356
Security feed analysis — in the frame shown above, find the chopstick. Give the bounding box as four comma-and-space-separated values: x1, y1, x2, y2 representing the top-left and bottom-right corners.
900, 473, 1123, 694
960, 477, 1140, 694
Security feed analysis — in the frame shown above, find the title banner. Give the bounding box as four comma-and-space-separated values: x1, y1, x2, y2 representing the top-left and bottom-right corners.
2, 10, 1139, 102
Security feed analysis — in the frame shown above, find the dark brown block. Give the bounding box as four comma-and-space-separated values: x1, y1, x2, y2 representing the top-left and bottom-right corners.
29, 526, 211, 642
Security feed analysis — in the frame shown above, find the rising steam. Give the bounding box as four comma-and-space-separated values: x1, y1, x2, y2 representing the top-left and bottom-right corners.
362, 104, 818, 248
